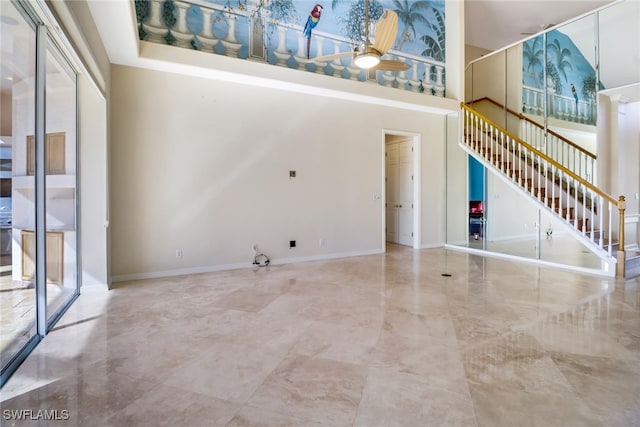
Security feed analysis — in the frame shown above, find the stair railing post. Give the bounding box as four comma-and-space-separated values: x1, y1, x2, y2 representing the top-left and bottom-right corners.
617, 195, 626, 277
618, 196, 626, 250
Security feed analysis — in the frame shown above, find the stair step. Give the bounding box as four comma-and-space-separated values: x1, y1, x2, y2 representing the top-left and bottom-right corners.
569, 218, 589, 230
494, 161, 512, 169
545, 197, 560, 207
556, 207, 575, 218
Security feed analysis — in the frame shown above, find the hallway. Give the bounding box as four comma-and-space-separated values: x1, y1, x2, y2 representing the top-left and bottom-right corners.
1, 245, 639, 426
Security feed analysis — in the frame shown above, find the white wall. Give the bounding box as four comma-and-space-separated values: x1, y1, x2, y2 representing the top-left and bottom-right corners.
110, 65, 450, 280
79, 74, 108, 286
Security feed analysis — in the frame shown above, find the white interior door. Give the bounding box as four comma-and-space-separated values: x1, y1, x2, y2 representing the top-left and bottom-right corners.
386, 139, 414, 246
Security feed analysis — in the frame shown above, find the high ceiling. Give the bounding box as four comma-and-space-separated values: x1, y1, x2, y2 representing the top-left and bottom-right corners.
465, 0, 614, 51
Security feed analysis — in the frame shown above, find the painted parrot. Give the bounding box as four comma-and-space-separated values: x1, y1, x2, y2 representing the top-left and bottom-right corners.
303, 4, 324, 59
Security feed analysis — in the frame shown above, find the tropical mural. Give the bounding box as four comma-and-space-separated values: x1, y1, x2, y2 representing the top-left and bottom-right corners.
134, 0, 446, 96
522, 29, 601, 125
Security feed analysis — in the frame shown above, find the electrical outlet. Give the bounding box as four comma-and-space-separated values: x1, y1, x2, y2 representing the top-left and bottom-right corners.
319, 238, 325, 246
252, 243, 258, 253
289, 240, 296, 248
176, 249, 183, 258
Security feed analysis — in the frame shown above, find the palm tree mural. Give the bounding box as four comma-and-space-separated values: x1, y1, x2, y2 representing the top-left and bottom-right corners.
547, 37, 573, 82
392, 0, 431, 50
523, 36, 543, 87
420, 7, 444, 61
420, 7, 444, 95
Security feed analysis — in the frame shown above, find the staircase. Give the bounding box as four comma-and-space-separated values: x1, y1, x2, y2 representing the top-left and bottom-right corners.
461, 101, 639, 278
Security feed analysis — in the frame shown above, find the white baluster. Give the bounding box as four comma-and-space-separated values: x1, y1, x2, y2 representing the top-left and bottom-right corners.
313, 36, 327, 74
408, 62, 420, 92
220, 12, 242, 57
173, 1, 193, 48
329, 40, 345, 77
149, 0, 163, 27
272, 26, 290, 67
346, 60, 363, 80
146, 0, 168, 43
293, 33, 309, 70
396, 68, 408, 90
175, 1, 189, 34
199, 7, 218, 51
434, 65, 444, 96
381, 70, 395, 87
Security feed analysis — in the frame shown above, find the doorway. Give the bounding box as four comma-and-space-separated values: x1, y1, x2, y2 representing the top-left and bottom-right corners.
468, 155, 486, 248
384, 132, 420, 248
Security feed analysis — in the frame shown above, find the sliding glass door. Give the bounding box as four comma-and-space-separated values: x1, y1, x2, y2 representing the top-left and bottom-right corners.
0, 0, 38, 379
0, 0, 79, 387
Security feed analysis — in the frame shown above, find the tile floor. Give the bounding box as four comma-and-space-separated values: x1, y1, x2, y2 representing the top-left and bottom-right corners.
0, 279, 74, 367
1, 245, 639, 426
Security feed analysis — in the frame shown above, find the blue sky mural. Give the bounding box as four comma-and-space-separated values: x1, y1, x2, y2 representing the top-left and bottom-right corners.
135, 0, 446, 95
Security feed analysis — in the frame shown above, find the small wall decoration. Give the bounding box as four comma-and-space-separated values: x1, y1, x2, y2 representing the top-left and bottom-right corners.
134, 0, 446, 96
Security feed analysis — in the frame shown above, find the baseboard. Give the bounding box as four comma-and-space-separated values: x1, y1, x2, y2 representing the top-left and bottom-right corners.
420, 243, 445, 249
111, 248, 385, 283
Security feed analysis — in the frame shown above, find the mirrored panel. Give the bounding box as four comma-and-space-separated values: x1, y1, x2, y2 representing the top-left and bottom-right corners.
483, 174, 538, 260
599, 0, 640, 91
545, 14, 598, 127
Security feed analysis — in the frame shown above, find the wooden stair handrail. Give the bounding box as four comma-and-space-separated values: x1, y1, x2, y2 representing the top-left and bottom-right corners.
466, 97, 597, 160
461, 102, 617, 206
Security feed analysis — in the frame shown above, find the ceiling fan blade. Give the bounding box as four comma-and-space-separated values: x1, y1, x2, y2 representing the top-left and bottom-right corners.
310, 51, 354, 63
373, 59, 410, 72
372, 9, 398, 55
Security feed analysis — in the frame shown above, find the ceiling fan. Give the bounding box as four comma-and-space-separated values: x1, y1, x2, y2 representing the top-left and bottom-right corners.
310, 0, 410, 72
521, 23, 556, 36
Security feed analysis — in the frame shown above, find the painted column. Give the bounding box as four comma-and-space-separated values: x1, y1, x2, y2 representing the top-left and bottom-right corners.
329, 40, 345, 77
272, 25, 290, 66
199, 7, 218, 51
220, 12, 242, 57
173, 1, 193, 48
293, 33, 308, 70
146, 0, 168, 43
